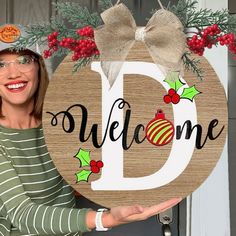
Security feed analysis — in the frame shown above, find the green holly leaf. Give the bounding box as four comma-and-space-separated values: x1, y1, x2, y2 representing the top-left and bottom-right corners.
180, 85, 201, 101
75, 170, 92, 183
74, 148, 91, 167
164, 72, 185, 91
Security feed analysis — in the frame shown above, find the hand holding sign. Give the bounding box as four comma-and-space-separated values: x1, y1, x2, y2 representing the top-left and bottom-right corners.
86, 197, 182, 229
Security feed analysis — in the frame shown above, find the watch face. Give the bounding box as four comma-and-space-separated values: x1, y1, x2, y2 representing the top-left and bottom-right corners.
43, 42, 227, 208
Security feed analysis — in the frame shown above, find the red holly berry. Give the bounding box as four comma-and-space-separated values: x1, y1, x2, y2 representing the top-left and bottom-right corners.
47, 35, 54, 42
53, 31, 59, 37
90, 160, 97, 167
77, 26, 94, 38
171, 94, 180, 104
168, 89, 176, 96
187, 24, 236, 59
163, 95, 172, 104
96, 160, 104, 168
91, 166, 100, 173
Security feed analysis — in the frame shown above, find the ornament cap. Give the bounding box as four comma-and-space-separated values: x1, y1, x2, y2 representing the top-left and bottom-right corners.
155, 109, 165, 119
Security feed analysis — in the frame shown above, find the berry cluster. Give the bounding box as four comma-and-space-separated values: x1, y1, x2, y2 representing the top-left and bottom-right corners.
89, 160, 104, 173
43, 31, 59, 58
43, 26, 99, 61
187, 25, 221, 56
187, 24, 236, 57
163, 89, 180, 104
218, 33, 236, 57
76, 26, 94, 38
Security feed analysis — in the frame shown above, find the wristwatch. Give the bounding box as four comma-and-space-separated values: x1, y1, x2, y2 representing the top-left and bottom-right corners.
95, 208, 110, 231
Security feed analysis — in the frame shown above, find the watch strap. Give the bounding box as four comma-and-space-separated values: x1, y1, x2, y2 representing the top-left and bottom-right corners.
95, 208, 110, 231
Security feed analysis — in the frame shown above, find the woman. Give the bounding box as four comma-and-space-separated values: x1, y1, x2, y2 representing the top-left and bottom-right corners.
0, 24, 181, 236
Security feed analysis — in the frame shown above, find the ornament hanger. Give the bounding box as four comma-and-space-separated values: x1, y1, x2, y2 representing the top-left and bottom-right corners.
157, 0, 164, 9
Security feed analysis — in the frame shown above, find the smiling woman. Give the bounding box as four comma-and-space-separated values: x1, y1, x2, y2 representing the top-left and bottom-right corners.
0, 52, 42, 126
0, 24, 181, 236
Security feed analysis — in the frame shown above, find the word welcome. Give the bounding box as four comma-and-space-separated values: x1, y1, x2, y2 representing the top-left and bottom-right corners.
47, 98, 224, 150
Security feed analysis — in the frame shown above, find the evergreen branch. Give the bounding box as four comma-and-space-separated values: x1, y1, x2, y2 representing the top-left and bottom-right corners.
13, 24, 52, 51
50, 47, 69, 59
98, 0, 113, 11
170, 0, 236, 34
50, 16, 75, 37
73, 58, 92, 72
54, 2, 102, 28
182, 52, 204, 80
169, 0, 198, 27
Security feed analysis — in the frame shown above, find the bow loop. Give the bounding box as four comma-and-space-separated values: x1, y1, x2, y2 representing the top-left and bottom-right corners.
147, 9, 184, 31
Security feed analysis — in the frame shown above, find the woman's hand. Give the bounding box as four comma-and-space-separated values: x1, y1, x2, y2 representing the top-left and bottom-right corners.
86, 197, 182, 229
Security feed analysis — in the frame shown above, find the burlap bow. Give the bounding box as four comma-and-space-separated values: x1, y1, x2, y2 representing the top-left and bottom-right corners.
94, 3, 186, 88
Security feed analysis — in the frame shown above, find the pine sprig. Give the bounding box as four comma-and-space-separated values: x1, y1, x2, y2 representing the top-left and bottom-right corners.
54, 2, 102, 28
186, 8, 229, 30
182, 52, 204, 80
170, 0, 236, 34
73, 55, 99, 72
13, 24, 53, 51
98, 0, 113, 11
50, 16, 75, 37
169, 0, 197, 27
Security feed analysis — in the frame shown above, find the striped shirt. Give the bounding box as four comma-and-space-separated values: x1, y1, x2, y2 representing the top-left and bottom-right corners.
0, 125, 90, 236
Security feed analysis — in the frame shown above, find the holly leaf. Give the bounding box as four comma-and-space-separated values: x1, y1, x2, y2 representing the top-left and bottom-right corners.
74, 148, 91, 167
75, 170, 92, 183
164, 72, 185, 91
180, 85, 201, 101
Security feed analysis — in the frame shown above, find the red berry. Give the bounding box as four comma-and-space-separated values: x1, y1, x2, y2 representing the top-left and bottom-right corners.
220, 41, 225, 46
91, 166, 100, 173
96, 161, 104, 168
171, 94, 180, 104
168, 89, 176, 96
53, 31, 59, 37
90, 160, 97, 167
163, 95, 172, 104
47, 35, 54, 41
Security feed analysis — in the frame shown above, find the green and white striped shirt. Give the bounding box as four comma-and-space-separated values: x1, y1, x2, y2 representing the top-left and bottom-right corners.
0, 125, 90, 236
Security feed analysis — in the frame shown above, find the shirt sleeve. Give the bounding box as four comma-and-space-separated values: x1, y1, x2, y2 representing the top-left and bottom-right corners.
0, 151, 91, 235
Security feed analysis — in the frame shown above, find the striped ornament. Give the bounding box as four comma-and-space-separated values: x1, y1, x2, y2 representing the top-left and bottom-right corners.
146, 110, 174, 146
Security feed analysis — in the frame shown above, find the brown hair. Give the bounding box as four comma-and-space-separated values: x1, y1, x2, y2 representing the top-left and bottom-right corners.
0, 51, 49, 120
31, 56, 49, 120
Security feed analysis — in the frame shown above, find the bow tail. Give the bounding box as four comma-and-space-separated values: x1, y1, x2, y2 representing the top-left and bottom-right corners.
101, 61, 124, 88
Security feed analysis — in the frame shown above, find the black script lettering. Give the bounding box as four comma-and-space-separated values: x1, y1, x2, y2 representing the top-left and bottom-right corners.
47, 99, 146, 150
134, 125, 146, 144
109, 121, 120, 141
176, 119, 224, 149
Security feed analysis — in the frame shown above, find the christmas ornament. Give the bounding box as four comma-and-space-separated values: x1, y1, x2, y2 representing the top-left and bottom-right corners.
146, 110, 174, 146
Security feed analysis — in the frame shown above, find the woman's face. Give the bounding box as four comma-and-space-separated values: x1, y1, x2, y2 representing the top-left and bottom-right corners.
0, 51, 39, 109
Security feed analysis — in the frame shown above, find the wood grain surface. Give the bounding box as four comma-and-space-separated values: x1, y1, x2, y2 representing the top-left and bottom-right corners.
43, 42, 228, 208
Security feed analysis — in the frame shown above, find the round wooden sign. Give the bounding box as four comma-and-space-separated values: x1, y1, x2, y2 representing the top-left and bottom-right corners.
43, 42, 227, 208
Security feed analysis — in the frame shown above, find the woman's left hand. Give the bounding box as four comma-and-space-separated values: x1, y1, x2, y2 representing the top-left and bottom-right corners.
104, 197, 182, 227
86, 197, 182, 229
